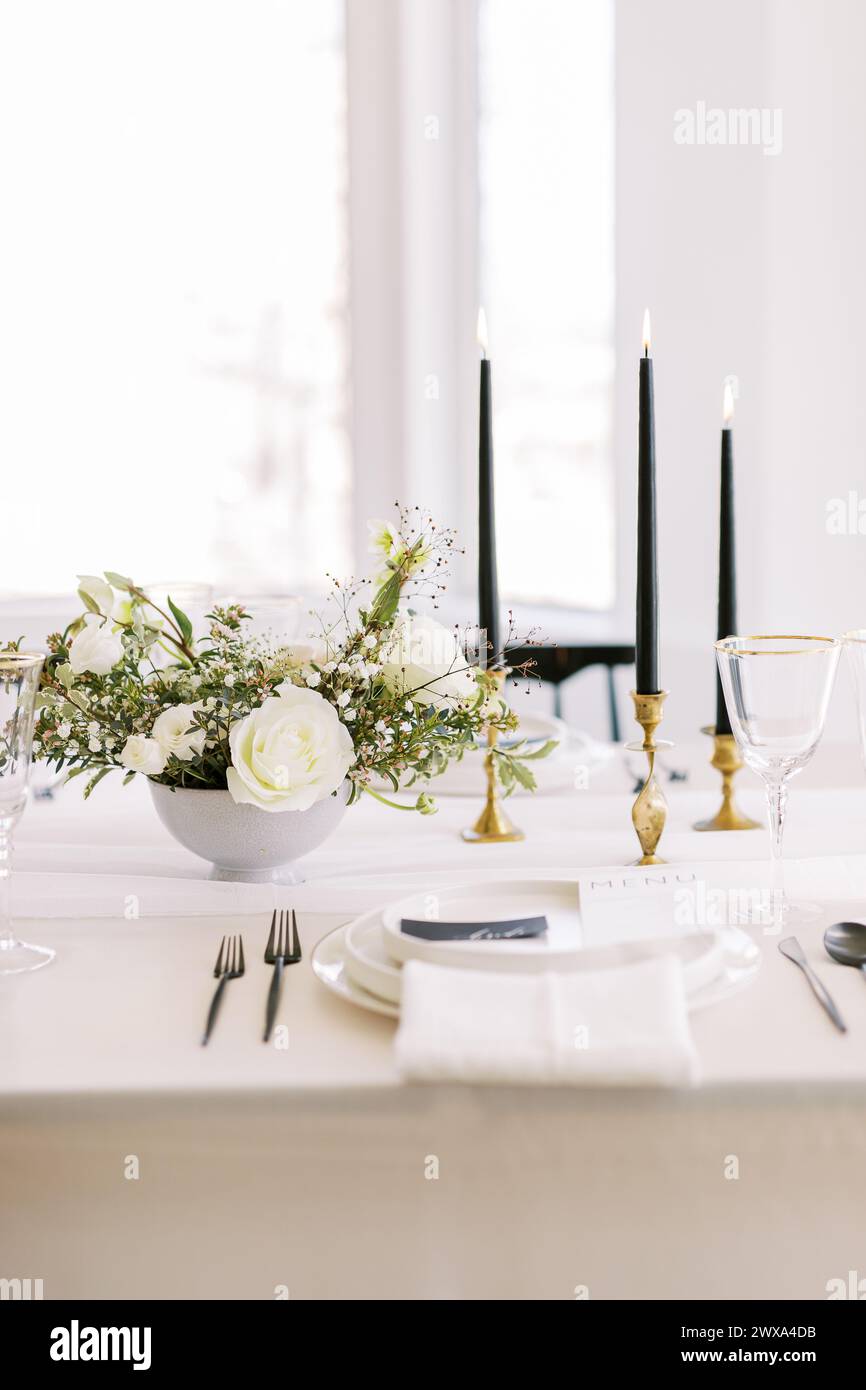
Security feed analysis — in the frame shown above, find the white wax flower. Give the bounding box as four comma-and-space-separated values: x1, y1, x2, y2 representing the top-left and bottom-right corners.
226, 685, 354, 813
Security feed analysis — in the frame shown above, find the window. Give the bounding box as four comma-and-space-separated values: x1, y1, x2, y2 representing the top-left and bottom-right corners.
478, 0, 615, 610
0, 0, 349, 594
1, 1, 616, 617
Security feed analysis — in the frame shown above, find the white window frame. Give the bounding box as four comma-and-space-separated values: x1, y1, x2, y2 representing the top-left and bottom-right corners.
345, 0, 630, 642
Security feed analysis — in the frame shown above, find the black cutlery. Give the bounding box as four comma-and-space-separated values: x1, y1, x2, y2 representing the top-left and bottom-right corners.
778, 936, 847, 1033
824, 921, 866, 979
202, 934, 245, 1046
263, 909, 302, 1043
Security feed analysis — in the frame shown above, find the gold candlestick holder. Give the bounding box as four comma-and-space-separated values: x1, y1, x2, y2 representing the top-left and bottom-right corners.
462, 670, 524, 844
693, 725, 761, 832
626, 690, 672, 865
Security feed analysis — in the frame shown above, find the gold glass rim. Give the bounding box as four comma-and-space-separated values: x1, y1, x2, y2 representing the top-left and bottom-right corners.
714, 634, 839, 656
0, 651, 44, 668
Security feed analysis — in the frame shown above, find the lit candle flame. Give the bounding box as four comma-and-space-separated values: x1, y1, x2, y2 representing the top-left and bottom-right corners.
642, 308, 651, 355
477, 307, 489, 358
723, 381, 735, 426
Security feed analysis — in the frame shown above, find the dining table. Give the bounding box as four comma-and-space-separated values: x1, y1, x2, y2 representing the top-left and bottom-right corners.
3, 737, 866, 1301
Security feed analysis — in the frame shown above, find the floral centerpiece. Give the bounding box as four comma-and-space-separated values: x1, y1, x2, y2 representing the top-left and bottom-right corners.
33, 510, 552, 879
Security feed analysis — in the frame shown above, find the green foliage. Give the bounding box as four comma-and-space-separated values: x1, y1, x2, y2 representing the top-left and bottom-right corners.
33, 519, 555, 814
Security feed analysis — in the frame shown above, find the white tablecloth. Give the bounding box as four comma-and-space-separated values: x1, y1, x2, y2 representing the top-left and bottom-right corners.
3, 744, 866, 1299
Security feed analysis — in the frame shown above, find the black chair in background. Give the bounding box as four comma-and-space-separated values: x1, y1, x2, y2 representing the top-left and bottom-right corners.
505, 643, 636, 743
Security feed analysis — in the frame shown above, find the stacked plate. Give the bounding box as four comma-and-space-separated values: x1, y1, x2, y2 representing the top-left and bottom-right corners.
311, 879, 762, 1019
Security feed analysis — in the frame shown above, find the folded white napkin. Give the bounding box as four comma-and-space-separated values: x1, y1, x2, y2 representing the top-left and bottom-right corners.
394, 954, 699, 1086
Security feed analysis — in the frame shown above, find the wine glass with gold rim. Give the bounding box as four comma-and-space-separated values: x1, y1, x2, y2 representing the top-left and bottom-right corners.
0, 652, 54, 973
842, 630, 866, 774
715, 635, 840, 928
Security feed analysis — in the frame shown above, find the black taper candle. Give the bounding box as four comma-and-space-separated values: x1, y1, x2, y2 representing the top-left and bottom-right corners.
477, 310, 500, 666
636, 311, 659, 694
715, 384, 737, 734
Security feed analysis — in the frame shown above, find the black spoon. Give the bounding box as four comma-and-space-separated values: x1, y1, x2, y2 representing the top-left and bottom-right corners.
824, 921, 866, 979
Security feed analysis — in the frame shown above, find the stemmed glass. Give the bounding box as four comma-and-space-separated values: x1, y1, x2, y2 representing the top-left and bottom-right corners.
842, 631, 866, 770
715, 635, 840, 927
0, 652, 54, 973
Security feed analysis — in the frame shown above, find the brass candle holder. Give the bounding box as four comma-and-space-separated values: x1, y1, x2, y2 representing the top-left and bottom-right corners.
462, 669, 524, 844
693, 725, 761, 832
626, 690, 671, 865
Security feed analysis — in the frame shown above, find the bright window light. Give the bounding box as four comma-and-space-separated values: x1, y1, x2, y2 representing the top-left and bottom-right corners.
478, 0, 615, 610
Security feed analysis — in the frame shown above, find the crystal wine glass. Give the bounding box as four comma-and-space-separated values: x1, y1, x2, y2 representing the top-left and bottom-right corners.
715, 635, 840, 928
842, 630, 866, 772
0, 652, 54, 973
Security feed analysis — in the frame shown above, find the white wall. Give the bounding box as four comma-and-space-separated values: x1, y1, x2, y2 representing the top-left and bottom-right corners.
614, 0, 865, 746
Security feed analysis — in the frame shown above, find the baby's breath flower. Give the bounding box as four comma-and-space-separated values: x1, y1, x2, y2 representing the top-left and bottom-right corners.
33, 516, 550, 812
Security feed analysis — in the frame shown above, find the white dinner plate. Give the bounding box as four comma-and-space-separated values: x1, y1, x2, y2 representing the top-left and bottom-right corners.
345, 898, 724, 1002
312, 922, 399, 1019
381, 879, 582, 969
344, 911, 402, 1005
493, 710, 567, 749
312, 917, 760, 1020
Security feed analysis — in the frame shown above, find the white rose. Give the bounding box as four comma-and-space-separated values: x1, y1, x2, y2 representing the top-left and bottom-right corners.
119, 735, 167, 776
69, 614, 124, 676
77, 574, 115, 616
380, 613, 479, 709
151, 704, 206, 762
226, 686, 354, 813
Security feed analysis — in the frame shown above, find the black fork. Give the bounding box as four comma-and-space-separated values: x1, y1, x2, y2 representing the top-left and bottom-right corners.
263, 909, 302, 1042
201, 934, 245, 1046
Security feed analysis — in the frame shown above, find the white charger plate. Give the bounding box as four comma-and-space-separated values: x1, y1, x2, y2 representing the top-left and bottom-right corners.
347, 904, 726, 1004
312, 919, 760, 1020
314, 877, 761, 1019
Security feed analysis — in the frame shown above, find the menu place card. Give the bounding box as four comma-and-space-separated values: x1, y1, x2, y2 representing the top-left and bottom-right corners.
400, 915, 549, 942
